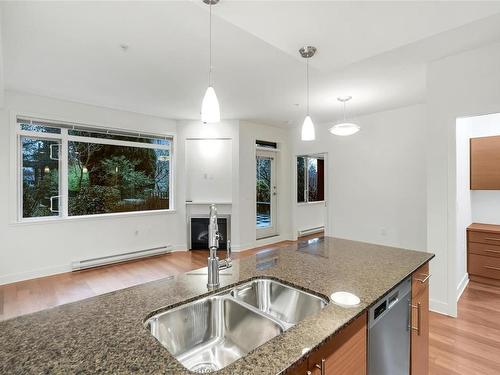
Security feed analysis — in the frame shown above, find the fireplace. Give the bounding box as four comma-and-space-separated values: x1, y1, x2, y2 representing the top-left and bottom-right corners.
190, 217, 229, 250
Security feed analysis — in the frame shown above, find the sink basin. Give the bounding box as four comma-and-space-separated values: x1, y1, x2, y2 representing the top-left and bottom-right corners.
231, 278, 328, 326
145, 278, 328, 372
145, 295, 283, 373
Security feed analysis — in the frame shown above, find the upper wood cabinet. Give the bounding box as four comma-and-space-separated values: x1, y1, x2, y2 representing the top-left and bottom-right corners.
470, 135, 500, 190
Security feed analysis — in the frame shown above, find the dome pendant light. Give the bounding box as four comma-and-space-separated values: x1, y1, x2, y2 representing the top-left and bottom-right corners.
299, 46, 316, 141
329, 96, 360, 136
201, 0, 220, 124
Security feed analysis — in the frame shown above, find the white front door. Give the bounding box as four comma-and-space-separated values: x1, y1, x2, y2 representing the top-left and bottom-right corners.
256, 149, 277, 239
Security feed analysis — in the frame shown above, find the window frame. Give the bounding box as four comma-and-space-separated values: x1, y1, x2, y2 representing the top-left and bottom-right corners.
297, 155, 325, 204
13, 113, 176, 223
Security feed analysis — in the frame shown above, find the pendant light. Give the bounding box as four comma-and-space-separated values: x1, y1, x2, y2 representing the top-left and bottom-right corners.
201, 0, 220, 123
299, 46, 316, 141
329, 96, 360, 136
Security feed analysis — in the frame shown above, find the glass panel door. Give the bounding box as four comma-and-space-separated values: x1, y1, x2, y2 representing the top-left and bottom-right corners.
256, 150, 277, 239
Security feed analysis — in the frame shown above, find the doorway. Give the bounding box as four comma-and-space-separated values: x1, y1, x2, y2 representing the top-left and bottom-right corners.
256, 149, 277, 239
296, 153, 327, 238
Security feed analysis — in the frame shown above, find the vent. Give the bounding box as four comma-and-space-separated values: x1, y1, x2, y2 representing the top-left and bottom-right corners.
256, 140, 278, 149
71, 246, 172, 271
297, 226, 324, 237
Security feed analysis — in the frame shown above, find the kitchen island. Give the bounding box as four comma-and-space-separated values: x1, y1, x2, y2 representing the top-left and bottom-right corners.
0, 237, 433, 374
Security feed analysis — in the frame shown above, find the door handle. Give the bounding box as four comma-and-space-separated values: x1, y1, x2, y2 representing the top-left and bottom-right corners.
49, 195, 61, 213
49, 143, 60, 160
314, 358, 325, 375
411, 303, 421, 336
415, 274, 431, 283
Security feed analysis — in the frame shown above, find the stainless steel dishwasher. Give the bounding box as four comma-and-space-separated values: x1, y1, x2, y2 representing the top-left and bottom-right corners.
368, 277, 411, 375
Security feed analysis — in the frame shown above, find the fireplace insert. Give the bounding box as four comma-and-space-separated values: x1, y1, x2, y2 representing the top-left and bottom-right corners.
190, 217, 228, 250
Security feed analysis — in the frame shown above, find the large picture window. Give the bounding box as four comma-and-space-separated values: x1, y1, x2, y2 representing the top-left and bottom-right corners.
297, 155, 324, 203
17, 117, 173, 220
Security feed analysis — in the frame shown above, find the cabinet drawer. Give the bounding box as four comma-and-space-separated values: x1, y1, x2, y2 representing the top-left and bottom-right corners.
468, 242, 500, 258
468, 230, 500, 245
468, 254, 500, 280
412, 262, 430, 298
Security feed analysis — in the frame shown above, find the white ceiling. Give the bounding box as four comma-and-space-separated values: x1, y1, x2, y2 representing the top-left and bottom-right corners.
2, 1, 500, 126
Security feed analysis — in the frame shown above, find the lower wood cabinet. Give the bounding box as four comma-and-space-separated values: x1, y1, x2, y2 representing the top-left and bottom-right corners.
288, 261, 430, 375
468, 223, 500, 286
411, 262, 430, 375
308, 312, 367, 375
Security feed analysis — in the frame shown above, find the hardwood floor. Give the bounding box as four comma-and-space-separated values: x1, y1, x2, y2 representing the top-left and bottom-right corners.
0, 239, 295, 321
1, 232, 500, 375
429, 281, 500, 374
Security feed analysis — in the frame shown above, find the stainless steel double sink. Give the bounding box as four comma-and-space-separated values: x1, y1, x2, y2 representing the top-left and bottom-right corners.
144, 278, 328, 373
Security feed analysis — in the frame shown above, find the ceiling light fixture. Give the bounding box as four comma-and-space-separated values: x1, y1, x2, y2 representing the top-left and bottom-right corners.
201, 0, 220, 124
299, 46, 316, 141
329, 96, 360, 136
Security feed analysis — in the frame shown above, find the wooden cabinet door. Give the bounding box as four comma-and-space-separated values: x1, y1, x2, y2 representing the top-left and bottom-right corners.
287, 359, 308, 375
308, 312, 367, 375
411, 263, 430, 375
470, 135, 500, 190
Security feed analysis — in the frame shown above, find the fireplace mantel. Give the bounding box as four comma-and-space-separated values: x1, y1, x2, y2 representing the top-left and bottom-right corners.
185, 201, 232, 206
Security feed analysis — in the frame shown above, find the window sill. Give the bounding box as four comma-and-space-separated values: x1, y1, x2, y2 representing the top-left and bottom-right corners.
297, 201, 326, 206
10, 209, 177, 226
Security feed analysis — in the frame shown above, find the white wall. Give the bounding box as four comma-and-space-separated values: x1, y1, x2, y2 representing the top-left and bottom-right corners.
238, 121, 293, 249
185, 138, 233, 203
471, 191, 500, 224
296, 202, 326, 234
292, 104, 427, 251
455, 119, 473, 302
427, 41, 500, 316
0, 10, 4, 109
0, 91, 185, 284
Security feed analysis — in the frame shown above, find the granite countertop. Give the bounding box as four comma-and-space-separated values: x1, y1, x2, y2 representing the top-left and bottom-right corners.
0, 237, 433, 374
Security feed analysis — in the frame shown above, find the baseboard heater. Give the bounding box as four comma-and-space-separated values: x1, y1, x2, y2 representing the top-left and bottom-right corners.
297, 226, 324, 237
71, 246, 172, 271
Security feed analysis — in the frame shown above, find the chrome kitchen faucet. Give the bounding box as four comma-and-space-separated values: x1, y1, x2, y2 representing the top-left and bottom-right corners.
207, 204, 232, 289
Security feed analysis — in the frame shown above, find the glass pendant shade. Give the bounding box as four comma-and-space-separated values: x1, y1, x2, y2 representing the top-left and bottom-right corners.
301, 115, 315, 141
201, 86, 220, 123
329, 122, 360, 136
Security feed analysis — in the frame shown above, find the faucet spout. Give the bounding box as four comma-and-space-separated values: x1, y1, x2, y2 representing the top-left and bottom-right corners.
207, 204, 232, 289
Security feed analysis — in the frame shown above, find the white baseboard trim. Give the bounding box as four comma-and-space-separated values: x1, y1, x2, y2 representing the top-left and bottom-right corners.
170, 244, 188, 252
0, 264, 72, 286
429, 299, 453, 316
456, 273, 469, 302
